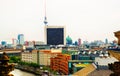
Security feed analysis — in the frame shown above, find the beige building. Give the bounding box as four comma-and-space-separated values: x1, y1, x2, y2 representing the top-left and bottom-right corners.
21, 50, 38, 63
21, 49, 62, 66
39, 49, 62, 66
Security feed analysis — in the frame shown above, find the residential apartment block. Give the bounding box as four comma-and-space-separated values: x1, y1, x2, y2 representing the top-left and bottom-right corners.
21, 50, 37, 63
21, 49, 62, 66
50, 54, 71, 75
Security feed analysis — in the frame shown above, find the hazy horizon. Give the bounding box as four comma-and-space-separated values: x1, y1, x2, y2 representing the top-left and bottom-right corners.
0, 0, 120, 43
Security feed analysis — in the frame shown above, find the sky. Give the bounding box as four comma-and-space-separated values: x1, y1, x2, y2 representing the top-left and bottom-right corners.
0, 0, 120, 43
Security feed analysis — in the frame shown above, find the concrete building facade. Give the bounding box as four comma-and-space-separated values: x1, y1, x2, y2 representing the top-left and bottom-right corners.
50, 54, 71, 75
21, 49, 62, 66
21, 50, 38, 63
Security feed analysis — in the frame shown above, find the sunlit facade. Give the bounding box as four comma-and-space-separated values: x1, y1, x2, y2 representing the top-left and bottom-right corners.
21, 49, 62, 66
50, 54, 71, 75
21, 50, 37, 63
39, 49, 62, 66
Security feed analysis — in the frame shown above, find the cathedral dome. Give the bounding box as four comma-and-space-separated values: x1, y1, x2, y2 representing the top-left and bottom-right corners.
66, 36, 72, 45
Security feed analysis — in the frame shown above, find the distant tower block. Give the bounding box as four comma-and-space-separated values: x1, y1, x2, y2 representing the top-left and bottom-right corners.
114, 31, 120, 45
78, 38, 81, 46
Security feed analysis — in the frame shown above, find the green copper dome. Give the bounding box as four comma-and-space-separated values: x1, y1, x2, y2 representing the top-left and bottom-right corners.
66, 36, 72, 45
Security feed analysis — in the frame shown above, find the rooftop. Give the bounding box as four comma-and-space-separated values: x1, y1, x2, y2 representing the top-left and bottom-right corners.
88, 70, 113, 76
95, 57, 118, 66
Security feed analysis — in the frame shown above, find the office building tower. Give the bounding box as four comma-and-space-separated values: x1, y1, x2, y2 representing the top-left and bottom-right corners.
12, 38, 17, 45
78, 38, 81, 46
24, 41, 29, 46
45, 26, 66, 45
18, 34, 24, 45
105, 38, 108, 44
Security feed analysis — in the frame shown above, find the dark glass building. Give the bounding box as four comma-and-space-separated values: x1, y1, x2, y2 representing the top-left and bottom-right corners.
45, 26, 66, 45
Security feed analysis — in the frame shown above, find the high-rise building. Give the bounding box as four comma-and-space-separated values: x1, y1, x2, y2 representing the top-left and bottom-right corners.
18, 34, 24, 45
105, 38, 108, 44
78, 38, 81, 46
12, 38, 17, 45
24, 41, 29, 46
45, 26, 66, 45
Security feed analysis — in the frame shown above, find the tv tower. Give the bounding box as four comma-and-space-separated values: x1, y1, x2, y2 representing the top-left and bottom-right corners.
44, 0, 48, 26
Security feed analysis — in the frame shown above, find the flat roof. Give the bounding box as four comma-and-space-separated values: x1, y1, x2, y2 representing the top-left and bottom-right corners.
95, 57, 118, 66
69, 60, 94, 63
74, 64, 90, 67
0, 51, 21, 54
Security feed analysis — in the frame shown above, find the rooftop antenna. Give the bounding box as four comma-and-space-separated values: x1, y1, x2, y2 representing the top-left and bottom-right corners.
44, 0, 48, 26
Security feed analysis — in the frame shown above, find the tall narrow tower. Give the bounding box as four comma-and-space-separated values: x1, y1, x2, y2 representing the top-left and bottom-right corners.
44, 0, 48, 26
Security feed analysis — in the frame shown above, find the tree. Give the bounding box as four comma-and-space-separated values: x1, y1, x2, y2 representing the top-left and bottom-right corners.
9, 56, 20, 63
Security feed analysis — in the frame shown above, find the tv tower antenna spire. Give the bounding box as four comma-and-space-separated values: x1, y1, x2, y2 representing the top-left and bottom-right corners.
44, 0, 48, 26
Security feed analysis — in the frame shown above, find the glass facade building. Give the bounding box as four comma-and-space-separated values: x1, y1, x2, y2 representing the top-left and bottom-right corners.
45, 26, 66, 45
18, 34, 24, 45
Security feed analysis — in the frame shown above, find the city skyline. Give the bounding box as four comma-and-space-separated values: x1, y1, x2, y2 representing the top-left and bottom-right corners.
0, 0, 120, 43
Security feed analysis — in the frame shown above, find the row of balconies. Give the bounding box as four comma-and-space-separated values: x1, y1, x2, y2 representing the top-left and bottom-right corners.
50, 57, 69, 75
51, 65, 68, 74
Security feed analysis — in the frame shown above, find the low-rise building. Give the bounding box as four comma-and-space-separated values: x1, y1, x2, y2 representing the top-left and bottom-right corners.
21, 49, 62, 66
39, 49, 62, 66
21, 50, 37, 63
